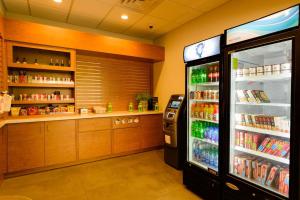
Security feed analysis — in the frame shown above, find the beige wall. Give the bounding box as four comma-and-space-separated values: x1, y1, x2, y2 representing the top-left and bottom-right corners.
153, 0, 300, 110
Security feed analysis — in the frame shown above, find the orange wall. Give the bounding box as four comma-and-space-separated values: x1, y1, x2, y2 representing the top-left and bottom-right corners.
153, 0, 300, 110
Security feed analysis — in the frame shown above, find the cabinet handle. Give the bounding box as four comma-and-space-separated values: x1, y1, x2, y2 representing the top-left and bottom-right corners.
225, 182, 239, 191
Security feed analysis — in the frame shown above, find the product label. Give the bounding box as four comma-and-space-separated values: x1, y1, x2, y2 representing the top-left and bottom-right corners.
232, 58, 239, 70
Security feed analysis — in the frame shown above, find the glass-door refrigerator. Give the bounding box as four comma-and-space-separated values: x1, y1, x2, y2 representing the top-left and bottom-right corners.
183, 35, 223, 200
223, 5, 300, 200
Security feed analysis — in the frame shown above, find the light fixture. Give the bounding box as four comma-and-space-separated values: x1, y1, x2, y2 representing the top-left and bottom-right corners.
54, 0, 63, 3
121, 14, 129, 20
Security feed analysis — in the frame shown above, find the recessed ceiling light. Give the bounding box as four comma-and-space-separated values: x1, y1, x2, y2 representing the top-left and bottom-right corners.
121, 14, 129, 20
54, 0, 62, 3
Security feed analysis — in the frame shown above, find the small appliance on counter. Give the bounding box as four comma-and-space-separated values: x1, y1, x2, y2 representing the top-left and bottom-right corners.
163, 94, 186, 169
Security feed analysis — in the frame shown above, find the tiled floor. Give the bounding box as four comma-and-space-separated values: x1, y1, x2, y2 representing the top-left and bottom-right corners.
0, 150, 201, 200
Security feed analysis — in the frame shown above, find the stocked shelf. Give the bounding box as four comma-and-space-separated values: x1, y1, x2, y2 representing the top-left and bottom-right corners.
190, 99, 219, 103
234, 146, 289, 165
193, 137, 218, 146
8, 63, 75, 72
12, 100, 75, 105
235, 74, 291, 82
191, 117, 219, 124
192, 82, 219, 86
8, 83, 75, 88
235, 125, 290, 139
236, 102, 290, 107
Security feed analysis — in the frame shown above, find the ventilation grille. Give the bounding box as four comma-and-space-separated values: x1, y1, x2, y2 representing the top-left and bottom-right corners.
120, 0, 162, 13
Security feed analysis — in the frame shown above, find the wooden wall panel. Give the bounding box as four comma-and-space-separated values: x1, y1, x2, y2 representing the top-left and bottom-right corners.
76, 54, 152, 111
4, 19, 164, 62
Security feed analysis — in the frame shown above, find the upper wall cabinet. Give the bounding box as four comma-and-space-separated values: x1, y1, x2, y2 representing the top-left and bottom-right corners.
6, 42, 76, 72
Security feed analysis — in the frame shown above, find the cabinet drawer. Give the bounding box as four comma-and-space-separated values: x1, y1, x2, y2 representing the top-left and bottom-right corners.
8, 122, 44, 142
78, 118, 112, 132
79, 130, 112, 160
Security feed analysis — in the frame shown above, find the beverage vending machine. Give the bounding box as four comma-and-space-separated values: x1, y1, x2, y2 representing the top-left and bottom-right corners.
183, 35, 224, 200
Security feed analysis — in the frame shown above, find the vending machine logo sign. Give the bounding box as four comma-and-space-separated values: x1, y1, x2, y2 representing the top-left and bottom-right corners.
226, 5, 299, 45
183, 36, 221, 62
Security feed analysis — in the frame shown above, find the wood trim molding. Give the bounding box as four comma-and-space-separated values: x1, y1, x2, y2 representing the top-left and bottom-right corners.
3, 19, 165, 62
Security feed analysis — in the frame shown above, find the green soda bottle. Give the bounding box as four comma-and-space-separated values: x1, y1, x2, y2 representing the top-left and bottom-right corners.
199, 121, 204, 139
128, 102, 133, 112
107, 102, 112, 113
191, 121, 195, 137
191, 69, 196, 84
202, 67, 207, 83
195, 69, 200, 84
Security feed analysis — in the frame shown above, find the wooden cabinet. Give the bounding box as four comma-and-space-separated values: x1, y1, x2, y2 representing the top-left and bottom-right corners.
140, 114, 163, 149
78, 118, 111, 132
78, 130, 111, 160
113, 127, 141, 154
7, 122, 44, 173
45, 120, 76, 166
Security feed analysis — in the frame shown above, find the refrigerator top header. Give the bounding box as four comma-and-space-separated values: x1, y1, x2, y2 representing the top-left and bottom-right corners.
183, 35, 221, 63
226, 5, 299, 45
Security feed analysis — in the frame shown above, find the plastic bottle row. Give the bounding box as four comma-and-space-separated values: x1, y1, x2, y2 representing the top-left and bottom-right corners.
191, 65, 219, 84
191, 120, 219, 143
191, 103, 219, 122
192, 140, 218, 169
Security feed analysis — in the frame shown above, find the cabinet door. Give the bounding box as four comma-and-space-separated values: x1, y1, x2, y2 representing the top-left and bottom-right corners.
140, 114, 163, 148
78, 130, 111, 160
113, 127, 141, 154
8, 122, 45, 172
45, 120, 76, 166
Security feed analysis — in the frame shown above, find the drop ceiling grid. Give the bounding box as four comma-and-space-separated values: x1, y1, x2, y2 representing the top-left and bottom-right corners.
2, 0, 231, 39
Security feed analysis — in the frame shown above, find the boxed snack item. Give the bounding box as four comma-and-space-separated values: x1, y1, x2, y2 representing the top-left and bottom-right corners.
258, 90, 271, 103
246, 90, 257, 103
260, 163, 271, 185
243, 68, 249, 76
256, 66, 264, 76
249, 67, 257, 76
266, 166, 279, 187
272, 64, 281, 75
280, 63, 291, 74
264, 65, 272, 76
258, 137, 271, 152
279, 169, 289, 195
237, 90, 247, 102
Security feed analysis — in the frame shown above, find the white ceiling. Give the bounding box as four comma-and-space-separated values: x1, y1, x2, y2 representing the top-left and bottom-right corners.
2, 0, 230, 40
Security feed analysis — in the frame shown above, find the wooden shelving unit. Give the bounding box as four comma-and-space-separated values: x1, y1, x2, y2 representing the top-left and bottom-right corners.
12, 100, 75, 105
8, 63, 75, 72
8, 83, 75, 88
6, 41, 76, 115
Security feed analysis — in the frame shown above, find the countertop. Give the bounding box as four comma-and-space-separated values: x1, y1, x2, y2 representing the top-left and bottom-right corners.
0, 111, 163, 128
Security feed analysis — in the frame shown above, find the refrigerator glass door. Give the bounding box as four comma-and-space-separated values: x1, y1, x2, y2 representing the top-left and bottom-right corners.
187, 61, 220, 173
229, 40, 292, 197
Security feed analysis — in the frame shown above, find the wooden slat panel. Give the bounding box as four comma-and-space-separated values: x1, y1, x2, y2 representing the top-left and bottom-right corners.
76, 54, 152, 111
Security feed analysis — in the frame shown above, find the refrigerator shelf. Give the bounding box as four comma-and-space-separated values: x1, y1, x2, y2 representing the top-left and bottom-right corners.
193, 137, 219, 146
192, 82, 219, 86
191, 118, 219, 124
234, 146, 290, 165
235, 74, 291, 82
235, 125, 290, 139
190, 99, 219, 103
233, 174, 288, 198
189, 160, 218, 172
236, 102, 290, 107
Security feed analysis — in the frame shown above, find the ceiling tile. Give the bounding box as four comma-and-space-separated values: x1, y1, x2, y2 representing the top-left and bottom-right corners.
125, 15, 167, 38
98, 6, 144, 33
170, 0, 229, 11
148, 0, 190, 21
68, 0, 113, 28
29, 0, 72, 22
3, 0, 29, 15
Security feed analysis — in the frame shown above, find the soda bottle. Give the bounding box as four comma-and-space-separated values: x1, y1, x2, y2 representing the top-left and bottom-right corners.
191, 121, 195, 137
196, 69, 201, 84
214, 147, 219, 168
213, 104, 219, 122
191, 103, 195, 117
208, 66, 213, 82
214, 65, 219, 82
191, 69, 195, 84
209, 104, 214, 120
199, 122, 204, 139
204, 104, 208, 119
210, 146, 214, 166
199, 104, 204, 119
202, 67, 207, 83
198, 68, 203, 83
